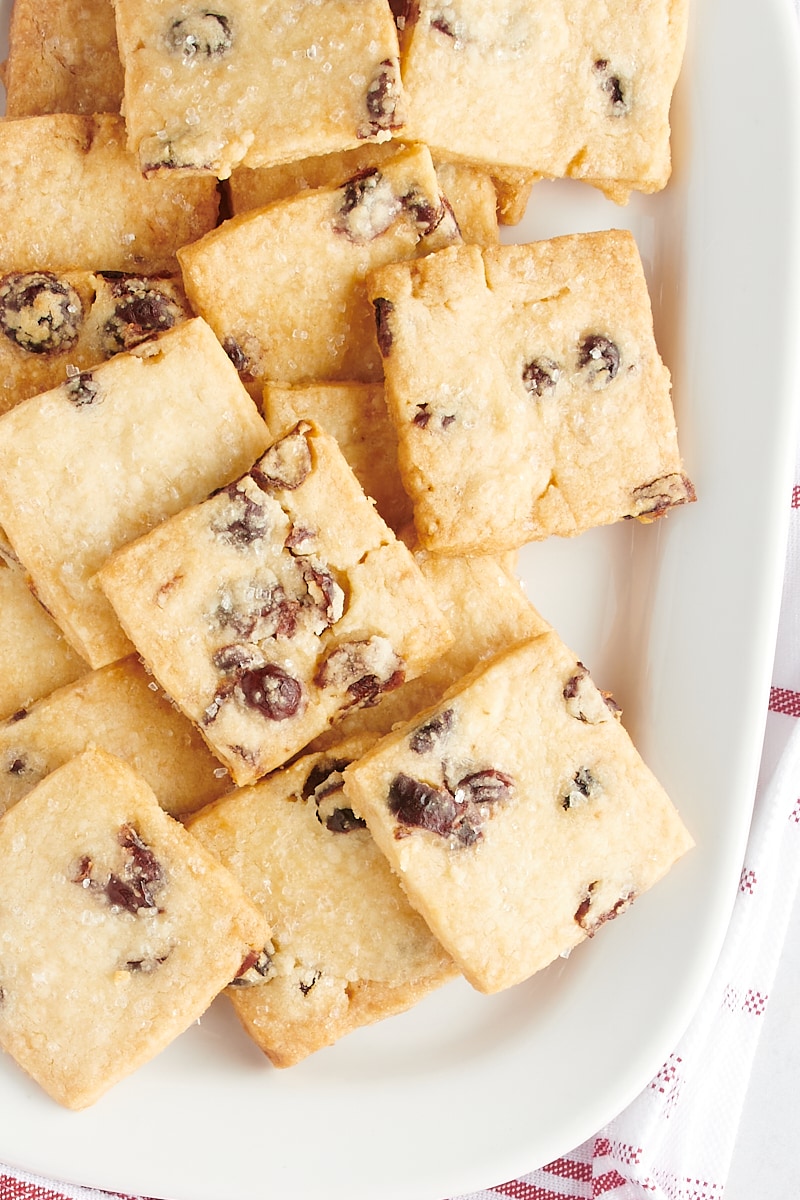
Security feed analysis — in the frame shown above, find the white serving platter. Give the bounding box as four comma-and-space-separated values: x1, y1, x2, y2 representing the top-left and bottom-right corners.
0, 0, 799, 1198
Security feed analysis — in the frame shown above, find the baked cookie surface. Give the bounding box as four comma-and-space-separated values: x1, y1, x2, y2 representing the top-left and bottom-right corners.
114, 0, 405, 178
98, 421, 453, 785
368, 231, 695, 554
343, 632, 694, 993
0, 318, 270, 667
0, 748, 268, 1109
188, 736, 457, 1066
179, 144, 461, 387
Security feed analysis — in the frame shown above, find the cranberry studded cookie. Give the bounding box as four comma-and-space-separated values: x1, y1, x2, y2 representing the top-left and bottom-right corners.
397, 0, 689, 202
0, 748, 268, 1109
3, 0, 124, 117
179, 144, 461, 387
0, 657, 231, 822
0, 115, 219, 274
343, 632, 694, 994
0, 270, 192, 415
368, 231, 695, 555
0, 318, 271, 668
187, 737, 457, 1067
98, 421, 453, 786
114, 0, 405, 178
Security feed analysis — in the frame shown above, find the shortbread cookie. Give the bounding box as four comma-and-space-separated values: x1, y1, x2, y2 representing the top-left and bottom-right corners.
3, 0, 124, 117
343, 633, 694, 994
0, 318, 271, 667
188, 737, 457, 1066
262, 382, 413, 533
98, 421, 453, 786
368, 232, 695, 554
0, 114, 219, 273
310, 549, 549, 749
0, 748, 268, 1109
114, 0, 404, 178
179, 144, 461, 387
397, 0, 689, 201
0, 553, 87, 720
0, 657, 231, 820
0, 270, 192, 415
228, 143, 499, 247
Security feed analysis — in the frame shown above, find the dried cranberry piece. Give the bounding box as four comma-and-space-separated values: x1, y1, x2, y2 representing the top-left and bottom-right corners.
334, 169, 402, 242
409, 707, 454, 753
104, 824, 165, 913
575, 883, 635, 934
456, 769, 513, 806
302, 759, 350, 800
222, 335, 250, 374
230, 947, 274, 987
373, 297, 394, 356
593, 60, 629, 116
626, 473, 697, 520
238, 663, 303, 721
324, 807, 367, 834
251, 425, 312, 492
363, 60, 403, 136
299, 969, 321, 996
562, 767, 599, 810
100, 275, 184, 353
211, 483, 271, 546
522, 356, 561, 397
0, 272, 83, 354
166, 11, 233, 59
577, 335, 620, 388
65, 371, 100, 406
388, 773, 460, 837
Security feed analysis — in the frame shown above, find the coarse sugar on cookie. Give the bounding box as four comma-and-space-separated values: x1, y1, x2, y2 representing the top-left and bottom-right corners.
0, 269, 192, 416
2, 0, 124, 117
187, 736, 457, 1067
114, 0, 405, 178
368, 231, 695, 555
97, 420, 453, 786
343, 632, 694, 994
397, 0, 689, 202
0, 657, 232, 822
0, 114, 219, 274
0, 317, 271, 669
179, 143, 461, 388
0, 748, 269, 1109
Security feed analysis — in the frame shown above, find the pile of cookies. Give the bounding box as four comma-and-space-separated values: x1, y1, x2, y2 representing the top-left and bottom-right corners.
0, 0, 695, 1109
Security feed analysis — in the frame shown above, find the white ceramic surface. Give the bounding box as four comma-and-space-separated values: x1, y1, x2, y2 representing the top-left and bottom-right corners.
0, 2, 799, 1198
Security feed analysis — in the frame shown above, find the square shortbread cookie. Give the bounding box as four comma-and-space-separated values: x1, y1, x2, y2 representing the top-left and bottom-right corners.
188, 736, 457, 1067
0, 318, 271, 668
113, 0, 405, 178
0, 551, 87, 720
0, 270, 192, 416
396, 0, 689, 202
343, 632, 694, 993
0, 748, 268, 1109
3, 0, 124, 117
0, 657, 231, 821
179, 143, 461, 388
0, 114, 219, 274
98, 420, 453, 786
367, 231, 695, 554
